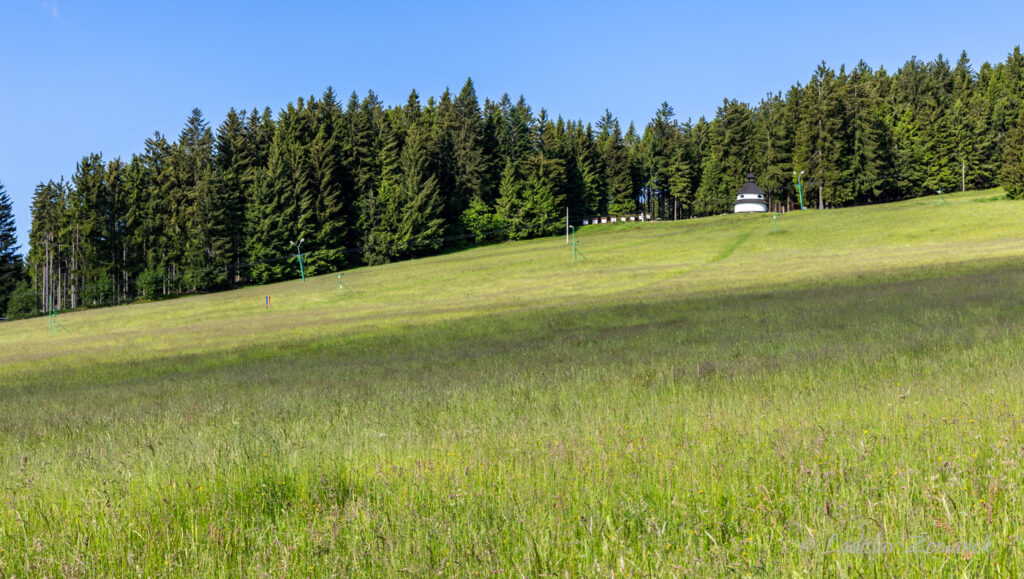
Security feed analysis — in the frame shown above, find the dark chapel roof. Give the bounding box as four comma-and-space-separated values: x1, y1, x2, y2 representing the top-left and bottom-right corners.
737, 173, 765, 195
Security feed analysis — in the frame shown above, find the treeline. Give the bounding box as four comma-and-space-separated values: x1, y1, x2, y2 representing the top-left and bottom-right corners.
22, 47, 1024, 312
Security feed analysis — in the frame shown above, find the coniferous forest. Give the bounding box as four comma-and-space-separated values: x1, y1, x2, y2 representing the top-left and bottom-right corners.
14, 47, 1024, 313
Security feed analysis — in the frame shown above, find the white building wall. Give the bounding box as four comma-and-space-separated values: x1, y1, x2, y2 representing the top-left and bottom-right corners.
735, 202, 768, 213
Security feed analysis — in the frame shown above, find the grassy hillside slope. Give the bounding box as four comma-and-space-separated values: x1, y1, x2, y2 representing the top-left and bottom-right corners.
2, 189, 1023, 575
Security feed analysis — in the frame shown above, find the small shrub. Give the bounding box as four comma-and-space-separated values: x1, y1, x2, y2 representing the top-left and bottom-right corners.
5, 280, 39, 319
138, 267, 164, 299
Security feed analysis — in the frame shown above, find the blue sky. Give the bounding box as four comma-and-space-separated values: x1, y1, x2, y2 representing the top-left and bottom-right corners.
2, 0, 1023, 254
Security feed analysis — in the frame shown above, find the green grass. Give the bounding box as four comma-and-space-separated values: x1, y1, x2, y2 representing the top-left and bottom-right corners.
2, 189, 1024, 576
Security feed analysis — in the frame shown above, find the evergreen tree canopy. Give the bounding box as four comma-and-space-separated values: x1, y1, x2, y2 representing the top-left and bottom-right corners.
0, 181, 24, 316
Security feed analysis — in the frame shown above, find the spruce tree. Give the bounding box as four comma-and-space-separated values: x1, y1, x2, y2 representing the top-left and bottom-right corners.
751, 94, 792, 209
102, 158, 129, 303
27, 179, 69, 311
244, 170, 284, 284
0, 181, 23, 316
140, 133, 175, 291
597, 111, 634, 215
122, 155, 150, 294
308, 87, 350, 272
625, 123, 647, 215
714, 99, 754, 194
893, 108, 928, 197
643, 102, 680, 218
668, 129, 695, 217
449, 78, 488, 229
363, 119, 444, 263
693, 154, 728, 215
999, 118, 1024, 198
967, 63, 1001, 188
166, 108, 218, 291
395, 124, 445, 256
499, 95, 535, 164
361, 114, 403, 265
844, 62, 884, 201
215, 108, 249, 284
514, 110, 566, 236
479, 98, 505, 204
69, 153, 106, 306
291, 99, 319, 274
495, 161, 527, 239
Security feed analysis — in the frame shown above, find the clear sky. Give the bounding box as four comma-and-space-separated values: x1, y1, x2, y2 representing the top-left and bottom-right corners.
2, 0, 1023, 254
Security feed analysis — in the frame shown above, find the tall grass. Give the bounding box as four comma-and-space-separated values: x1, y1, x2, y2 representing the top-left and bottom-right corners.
1, 189, 1023, 575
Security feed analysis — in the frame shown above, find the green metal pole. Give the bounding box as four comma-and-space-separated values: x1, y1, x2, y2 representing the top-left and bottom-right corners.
938, 187, 945, 205
569, 226, 586, 262
797, 182, 805, 211
570, 226, 576, 262
297, 249, 306, 282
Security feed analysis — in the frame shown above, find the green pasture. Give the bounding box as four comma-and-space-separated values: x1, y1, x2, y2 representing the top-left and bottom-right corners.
2, 189, 1024, 576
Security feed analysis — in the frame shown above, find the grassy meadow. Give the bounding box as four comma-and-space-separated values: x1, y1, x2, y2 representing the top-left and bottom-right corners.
2, 189, 1024, 576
